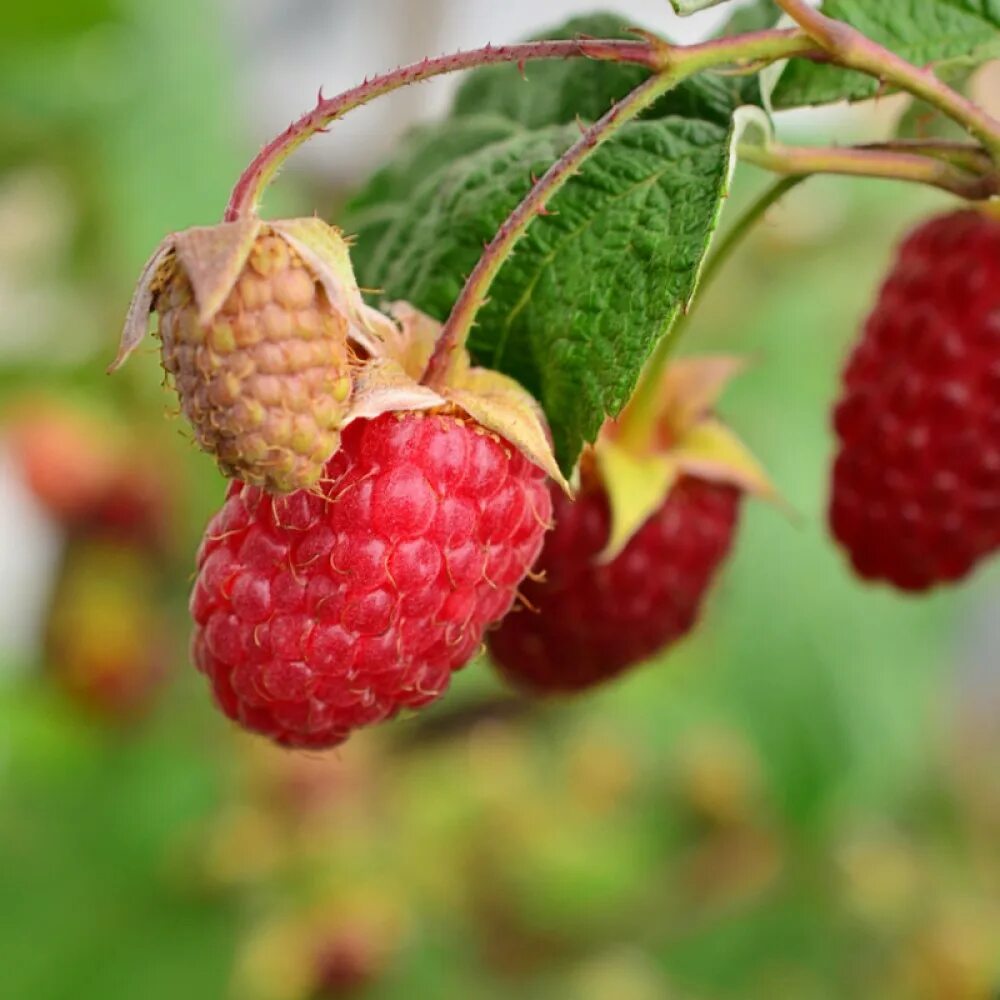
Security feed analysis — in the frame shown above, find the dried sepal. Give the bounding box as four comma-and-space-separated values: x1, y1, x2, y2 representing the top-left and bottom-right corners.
111, 239, 175, 372
269, 218, 390, 351
173, 217, 262, 323
342, 358, 445, 427
660, 355, 749, 436
112, 217, 377, 376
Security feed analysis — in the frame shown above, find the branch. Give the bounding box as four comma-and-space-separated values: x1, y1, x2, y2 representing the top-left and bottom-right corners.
775, 0, 1000, 162
739, 141, 999, 200
223, 39, 661, 220
224, 28, 818, 222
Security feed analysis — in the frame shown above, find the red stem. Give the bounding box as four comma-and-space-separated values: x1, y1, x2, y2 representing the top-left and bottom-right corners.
223, 39, 660, 221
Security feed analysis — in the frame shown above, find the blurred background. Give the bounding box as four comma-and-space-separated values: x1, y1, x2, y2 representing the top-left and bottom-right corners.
1, 1, 999, 998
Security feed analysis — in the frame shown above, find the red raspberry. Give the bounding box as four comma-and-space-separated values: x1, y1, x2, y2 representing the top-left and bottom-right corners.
829, 209, 1000, 591
190, 410, 551, 748
488, 470, 740, 693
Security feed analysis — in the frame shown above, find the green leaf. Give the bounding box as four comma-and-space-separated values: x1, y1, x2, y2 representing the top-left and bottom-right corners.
343, 115, 523, 276
356, 118, 734, 472
452, 12, 762, 128
772, 0, 1000, 108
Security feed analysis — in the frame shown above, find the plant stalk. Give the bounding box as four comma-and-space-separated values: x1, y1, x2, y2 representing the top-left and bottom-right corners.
223, 39, 661, 220
775, 0, 1000, 162
740, 141, 999, 199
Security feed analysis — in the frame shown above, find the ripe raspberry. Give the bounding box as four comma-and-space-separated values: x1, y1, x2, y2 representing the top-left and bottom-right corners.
488, 466, 740, 693
153, 227, 353, 493
829, 209, 1000, 591
190, 409, 551, 748
7, 399, 172, 550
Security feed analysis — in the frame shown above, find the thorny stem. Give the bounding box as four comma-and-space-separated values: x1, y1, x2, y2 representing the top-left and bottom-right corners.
422, 29, 820, 385
225, 28, 819, 222
421, 72, 678, 389
775, 0, 1000, 162
616, 176, 804, 453
739, 141, 999, 199
223, 39, 662, 220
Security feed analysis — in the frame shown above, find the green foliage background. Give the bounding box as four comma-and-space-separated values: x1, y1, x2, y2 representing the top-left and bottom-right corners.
0, 2, 998, 998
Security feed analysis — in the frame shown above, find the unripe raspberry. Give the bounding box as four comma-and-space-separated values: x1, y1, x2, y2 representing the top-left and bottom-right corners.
46, 541, 169, 723
157, 231, 352, 491
115, 218, 377, 493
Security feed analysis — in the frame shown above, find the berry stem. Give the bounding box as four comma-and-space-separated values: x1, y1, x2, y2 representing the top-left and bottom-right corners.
616, 175, 804, 454
775, 0, 1000, 162
739, 140, 999, 199
223, 39, 662, 221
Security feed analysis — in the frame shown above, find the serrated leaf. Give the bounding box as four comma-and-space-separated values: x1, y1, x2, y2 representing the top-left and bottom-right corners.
343, 115, 523, 274
772, 0, 1000, 109
669, 0, 735, 13
357, 117, 734, 473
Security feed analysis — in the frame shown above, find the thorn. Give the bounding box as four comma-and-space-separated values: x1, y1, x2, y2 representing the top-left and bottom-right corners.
517, 58, 528, 81
575, 114, 587, 135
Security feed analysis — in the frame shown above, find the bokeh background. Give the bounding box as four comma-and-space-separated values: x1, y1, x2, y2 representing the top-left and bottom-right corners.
1, 2, 999, 998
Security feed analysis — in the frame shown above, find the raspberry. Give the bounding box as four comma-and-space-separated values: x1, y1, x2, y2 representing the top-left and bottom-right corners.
488, 468, 740, 693
829, 209, 1000, 591
153, 227, 353, 493
190, 409, 552, 748
46, 541, 169, 723
7, 399, 172, 550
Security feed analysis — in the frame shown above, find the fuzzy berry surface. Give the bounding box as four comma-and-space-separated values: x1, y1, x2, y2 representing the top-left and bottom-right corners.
830, 210, 1000, 591
155, 230, 353, 494
488, 473, 740, 693
191, 410, 552, 748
